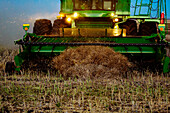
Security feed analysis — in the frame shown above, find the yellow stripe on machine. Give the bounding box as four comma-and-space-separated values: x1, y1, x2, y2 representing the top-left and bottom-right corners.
23, 24, 30, 26
158, 24, 165, 26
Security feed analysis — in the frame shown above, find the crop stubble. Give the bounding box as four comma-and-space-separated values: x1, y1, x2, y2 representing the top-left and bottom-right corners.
0, 46, 169, 112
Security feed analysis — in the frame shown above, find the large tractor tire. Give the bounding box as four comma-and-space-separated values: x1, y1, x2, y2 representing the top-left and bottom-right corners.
33, 19, 52, 35
139, 22, 158, 36
119, 20, 137, 36
52, 19, 71, 35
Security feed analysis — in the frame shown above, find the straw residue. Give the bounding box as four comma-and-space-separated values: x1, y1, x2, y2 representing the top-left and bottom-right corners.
53, 46, 132, 79
0, 48, 17, 75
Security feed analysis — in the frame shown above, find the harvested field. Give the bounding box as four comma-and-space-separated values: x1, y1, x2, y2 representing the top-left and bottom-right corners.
0, 47, 169, 112
0, 48, 53, 75
52, 46, 132, 79
0, 48, 17, 75
0, 72, 169, 112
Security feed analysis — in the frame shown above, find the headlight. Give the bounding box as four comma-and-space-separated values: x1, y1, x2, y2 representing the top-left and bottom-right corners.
114, 25, 119, 29
60, 14, 65, 17
57, 14, 65, 19
114, 18, 119, 22
73, 12, 79, 18
111, 13, 115, 17
66, 17, 72, 23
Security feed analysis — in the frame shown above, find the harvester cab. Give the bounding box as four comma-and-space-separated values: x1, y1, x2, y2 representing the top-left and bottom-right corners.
55, 0, 131, 36
5, 0, 170, 74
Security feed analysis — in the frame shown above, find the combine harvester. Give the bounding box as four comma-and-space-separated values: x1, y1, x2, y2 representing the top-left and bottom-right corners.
5, 0, 170, 73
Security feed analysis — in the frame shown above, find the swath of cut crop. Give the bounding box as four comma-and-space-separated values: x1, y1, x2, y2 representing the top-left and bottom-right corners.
52, 46, 132, 79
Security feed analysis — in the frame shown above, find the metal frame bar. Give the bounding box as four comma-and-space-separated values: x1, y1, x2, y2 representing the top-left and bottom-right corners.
16, 41, 168, 47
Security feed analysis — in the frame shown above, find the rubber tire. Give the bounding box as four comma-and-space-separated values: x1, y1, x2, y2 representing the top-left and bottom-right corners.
33, 19, 52, 35
119, 20, 137, 36
5, 62, 15, 75
52, 19, 70, 35
139, 22, 157, 36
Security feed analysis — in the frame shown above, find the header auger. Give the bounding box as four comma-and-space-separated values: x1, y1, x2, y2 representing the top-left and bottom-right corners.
5, 0, 170, 74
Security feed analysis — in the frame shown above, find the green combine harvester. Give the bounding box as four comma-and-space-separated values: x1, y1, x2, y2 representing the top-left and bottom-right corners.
5, 0, 170, 74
